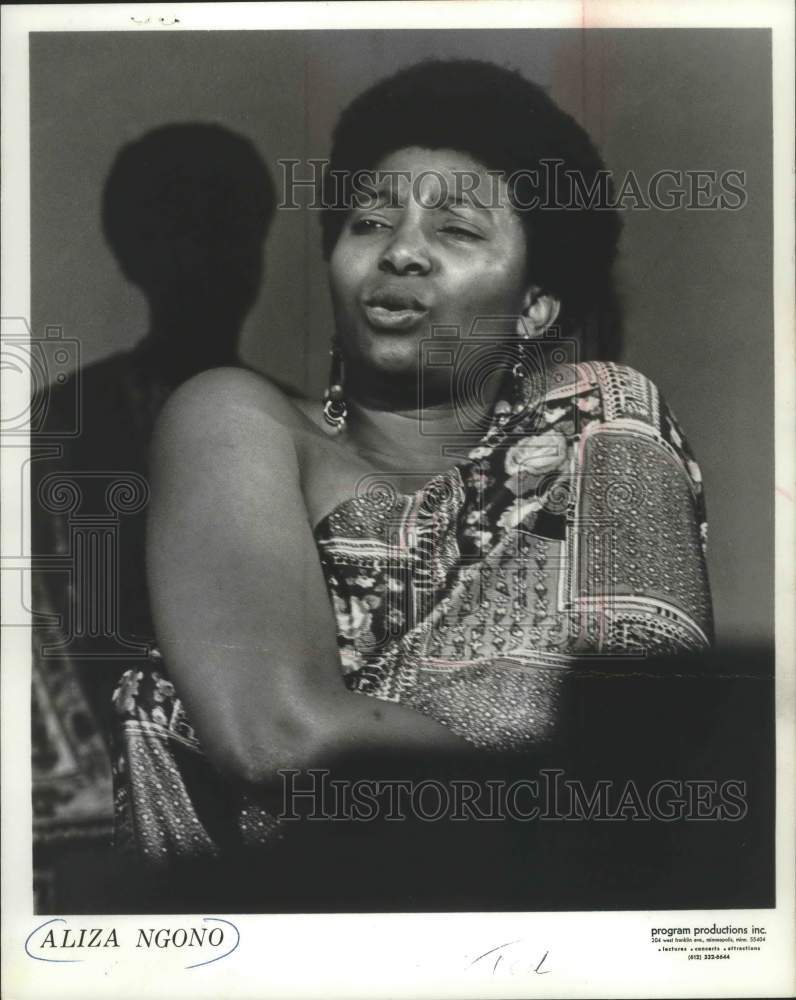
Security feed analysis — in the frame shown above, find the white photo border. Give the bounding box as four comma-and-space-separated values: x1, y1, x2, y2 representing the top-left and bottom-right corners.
2, 2, 794, 998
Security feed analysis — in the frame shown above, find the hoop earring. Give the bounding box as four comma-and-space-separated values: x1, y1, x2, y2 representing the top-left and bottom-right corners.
322, 340, 348, 433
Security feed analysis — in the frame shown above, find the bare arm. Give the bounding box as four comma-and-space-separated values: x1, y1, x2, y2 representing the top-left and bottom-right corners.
147, 368, 465, 785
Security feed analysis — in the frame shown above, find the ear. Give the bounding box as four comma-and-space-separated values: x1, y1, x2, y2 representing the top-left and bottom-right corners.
519, 286, 561, 338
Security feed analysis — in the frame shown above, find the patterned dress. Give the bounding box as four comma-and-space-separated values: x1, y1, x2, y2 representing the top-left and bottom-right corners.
112, 360, 713, 865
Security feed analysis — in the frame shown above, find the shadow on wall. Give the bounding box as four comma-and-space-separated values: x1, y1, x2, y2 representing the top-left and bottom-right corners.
30, 122, 277, 914
101, 121, 276, 379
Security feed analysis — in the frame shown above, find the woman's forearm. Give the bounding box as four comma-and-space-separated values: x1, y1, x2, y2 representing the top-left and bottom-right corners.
277, 677, 468, 781
157, 632, 466, 786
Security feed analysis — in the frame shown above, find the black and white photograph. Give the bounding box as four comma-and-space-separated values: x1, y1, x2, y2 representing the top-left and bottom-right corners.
2, 2, 794, 997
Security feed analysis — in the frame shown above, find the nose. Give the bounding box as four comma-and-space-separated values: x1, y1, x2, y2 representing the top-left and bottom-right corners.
377, 220, 432, 276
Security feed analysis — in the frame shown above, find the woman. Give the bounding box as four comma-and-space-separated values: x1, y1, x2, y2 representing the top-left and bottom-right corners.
112, 60, 713, 868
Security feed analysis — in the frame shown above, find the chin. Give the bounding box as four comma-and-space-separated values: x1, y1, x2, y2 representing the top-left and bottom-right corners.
353, 327, 425, 371
363, 349, 421, 379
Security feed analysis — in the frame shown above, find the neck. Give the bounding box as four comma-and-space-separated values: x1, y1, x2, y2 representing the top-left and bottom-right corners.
345, 393, 492, 473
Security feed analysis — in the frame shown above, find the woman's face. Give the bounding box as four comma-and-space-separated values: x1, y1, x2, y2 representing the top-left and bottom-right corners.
328, 147, 533, 403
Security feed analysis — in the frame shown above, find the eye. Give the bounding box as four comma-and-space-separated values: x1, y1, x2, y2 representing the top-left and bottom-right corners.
440, 224, 484, 241
350, 217, 392, 235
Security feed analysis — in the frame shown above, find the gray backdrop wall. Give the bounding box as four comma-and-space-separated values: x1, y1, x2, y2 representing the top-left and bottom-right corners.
30, 29, 773, 648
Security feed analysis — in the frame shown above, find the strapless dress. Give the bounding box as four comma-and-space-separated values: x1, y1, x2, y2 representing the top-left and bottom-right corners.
111, 360, 713, 865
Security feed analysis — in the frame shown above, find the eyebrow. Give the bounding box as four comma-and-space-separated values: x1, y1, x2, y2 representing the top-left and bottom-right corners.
357, 176, 495, 217
438, 195, 494, 218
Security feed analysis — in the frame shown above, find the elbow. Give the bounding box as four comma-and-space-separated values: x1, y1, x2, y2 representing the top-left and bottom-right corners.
210, 742, 301, 788
207, 714, 323, 787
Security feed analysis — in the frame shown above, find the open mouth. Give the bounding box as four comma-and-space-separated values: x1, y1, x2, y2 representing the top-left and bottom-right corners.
363, 290, 429, 331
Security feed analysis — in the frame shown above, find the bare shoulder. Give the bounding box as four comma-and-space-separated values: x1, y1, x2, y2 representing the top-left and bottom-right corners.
150, 367, 359, 530
155, 366, 306, 447
148, 367, 314, 536
151, 371, 347, 502
148, 368, 310, 517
